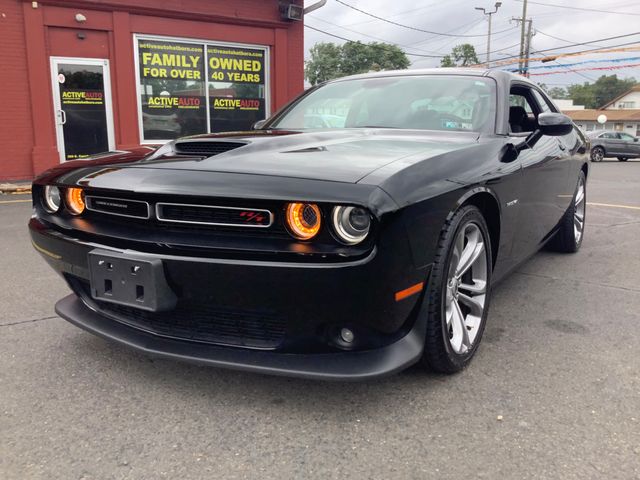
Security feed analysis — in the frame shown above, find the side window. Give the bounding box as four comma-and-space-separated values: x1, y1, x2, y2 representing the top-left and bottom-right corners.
509, 94, 532, 113
601, 132, 617, 139
532, 89, 555, 113
619, 132, 634, 141
509, 88, 538, 133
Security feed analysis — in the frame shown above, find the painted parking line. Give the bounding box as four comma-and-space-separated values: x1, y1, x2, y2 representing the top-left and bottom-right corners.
0, 199, 31, 205
587, 202, 640, 211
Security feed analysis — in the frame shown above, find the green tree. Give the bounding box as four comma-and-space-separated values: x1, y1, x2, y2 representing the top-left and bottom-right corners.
305, 41, 410, 85
567, 75, 637, 108
440, 44, 479, 67
547, 86, 569, 100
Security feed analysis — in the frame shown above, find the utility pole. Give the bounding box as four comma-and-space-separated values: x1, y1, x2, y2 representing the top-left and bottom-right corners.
475, 2, 502, 68
519, 0, 528, 74
523, 19, 534, 77
512, 15, 533, 76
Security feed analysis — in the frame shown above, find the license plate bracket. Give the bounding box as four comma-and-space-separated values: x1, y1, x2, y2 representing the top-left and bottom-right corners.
88, 249, 177, 312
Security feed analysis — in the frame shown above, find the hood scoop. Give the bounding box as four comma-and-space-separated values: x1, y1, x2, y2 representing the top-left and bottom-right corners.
174, 140, 248, 157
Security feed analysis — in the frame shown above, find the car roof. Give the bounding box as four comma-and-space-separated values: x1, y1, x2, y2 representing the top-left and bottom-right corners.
324, 67, 534, 87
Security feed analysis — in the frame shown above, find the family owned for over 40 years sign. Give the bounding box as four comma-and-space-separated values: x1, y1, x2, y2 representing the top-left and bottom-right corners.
137, 38, 266, 139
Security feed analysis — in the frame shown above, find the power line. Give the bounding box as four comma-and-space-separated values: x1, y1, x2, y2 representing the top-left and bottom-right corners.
307, 16, 444, 55
536, 29, 605, 49
305, 22, 521, 63
491, 32, 640, 65
514, 0, 640, 16
304, 24, 445, 58
334, 0, 516, 38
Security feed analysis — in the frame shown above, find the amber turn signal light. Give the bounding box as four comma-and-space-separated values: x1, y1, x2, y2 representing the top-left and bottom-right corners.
65, 187, 85, 215
285, 202, 321, 240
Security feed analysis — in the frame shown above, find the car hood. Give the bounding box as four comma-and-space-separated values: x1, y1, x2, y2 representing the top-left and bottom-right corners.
124, 129, 481, 184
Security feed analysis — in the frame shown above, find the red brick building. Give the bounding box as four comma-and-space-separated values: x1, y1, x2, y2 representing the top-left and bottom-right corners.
0, 0, 304, 180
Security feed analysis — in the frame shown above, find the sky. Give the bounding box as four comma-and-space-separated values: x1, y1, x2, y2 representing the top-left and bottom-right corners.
302, 0, 640, 88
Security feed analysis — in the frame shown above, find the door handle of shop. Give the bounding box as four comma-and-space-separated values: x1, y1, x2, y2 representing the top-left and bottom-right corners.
58, 109, 66, 125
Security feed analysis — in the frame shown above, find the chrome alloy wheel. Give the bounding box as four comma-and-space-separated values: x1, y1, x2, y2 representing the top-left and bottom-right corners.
574, 176, 586, 243
445, 222, 488, 354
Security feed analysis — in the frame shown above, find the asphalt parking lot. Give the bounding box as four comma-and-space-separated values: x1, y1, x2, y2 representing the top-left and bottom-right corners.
1, 161, 639, 480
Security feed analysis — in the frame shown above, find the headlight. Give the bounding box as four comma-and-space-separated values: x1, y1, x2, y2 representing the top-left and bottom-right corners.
331, 206, 371, 245
43, 185, 61, 213
285, 202, 322, 240
65, 187, 85, 215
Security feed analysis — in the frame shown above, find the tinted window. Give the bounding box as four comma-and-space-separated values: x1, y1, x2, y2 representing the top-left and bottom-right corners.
271, 76, 497, 133
601, 132, 618, 139
619, 132, 635, 141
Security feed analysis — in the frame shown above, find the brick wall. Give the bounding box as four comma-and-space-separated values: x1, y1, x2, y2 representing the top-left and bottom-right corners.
0, 0, 35, 180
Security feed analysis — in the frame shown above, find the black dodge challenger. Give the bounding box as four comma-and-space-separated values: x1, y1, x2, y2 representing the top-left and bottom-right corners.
30, 69, 588, 380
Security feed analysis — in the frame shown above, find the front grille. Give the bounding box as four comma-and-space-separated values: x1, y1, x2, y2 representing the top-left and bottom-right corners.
174, 141, 246, 156
157, 203, 273, 228
72, 278, 286, 349
85, 196, 150, 219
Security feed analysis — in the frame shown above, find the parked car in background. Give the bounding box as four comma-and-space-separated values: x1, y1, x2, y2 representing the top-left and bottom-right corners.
588, 130, 640, 162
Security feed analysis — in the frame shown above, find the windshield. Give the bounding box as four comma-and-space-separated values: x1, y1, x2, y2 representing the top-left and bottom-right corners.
270, 75, 496, 133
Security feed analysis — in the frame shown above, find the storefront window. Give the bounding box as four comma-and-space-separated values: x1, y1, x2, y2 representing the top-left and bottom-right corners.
207, 46, 266, 132
136, 36, 269, 142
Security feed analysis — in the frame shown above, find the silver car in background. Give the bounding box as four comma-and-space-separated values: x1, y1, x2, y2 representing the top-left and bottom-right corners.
588, 130, 640, 162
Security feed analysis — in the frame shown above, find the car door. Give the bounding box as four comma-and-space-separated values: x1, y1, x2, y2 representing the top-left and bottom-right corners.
618, 132, 640, 157
596, 132, 614, 155
605, 132, 626, 155
509, 83, 570, 258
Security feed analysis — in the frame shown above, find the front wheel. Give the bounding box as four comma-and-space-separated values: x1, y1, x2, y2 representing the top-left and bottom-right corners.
421, 205, 492, 374
618, 157, 629, 162
550, 171, 586, 253
591, 147, 604, 162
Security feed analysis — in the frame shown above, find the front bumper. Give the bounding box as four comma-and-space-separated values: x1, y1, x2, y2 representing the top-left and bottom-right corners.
56, 294, 426, 380
30, 216, 429, 380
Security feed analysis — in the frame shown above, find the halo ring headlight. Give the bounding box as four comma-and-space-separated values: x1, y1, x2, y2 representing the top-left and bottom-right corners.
332, 206, 371, 245
43, 185, 62, 213
65, 187, 85, 215
285, 202, 322, 240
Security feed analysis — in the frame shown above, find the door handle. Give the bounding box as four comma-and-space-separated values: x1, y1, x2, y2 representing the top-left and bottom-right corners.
58, 109, 66, 125
557, 140, 566, 151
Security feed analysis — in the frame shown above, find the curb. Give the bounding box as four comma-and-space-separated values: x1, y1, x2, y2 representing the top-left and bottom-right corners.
0, 183, 32, 194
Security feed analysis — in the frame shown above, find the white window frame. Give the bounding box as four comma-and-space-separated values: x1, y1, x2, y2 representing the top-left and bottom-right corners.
133, 34, 271, 145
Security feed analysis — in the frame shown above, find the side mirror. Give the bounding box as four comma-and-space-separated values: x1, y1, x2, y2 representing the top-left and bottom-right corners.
538, 112, 573, 136
252, 119, 267, 130
634, 137, 639, 142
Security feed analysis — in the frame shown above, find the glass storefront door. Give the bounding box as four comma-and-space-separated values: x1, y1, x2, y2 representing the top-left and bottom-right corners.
50, 58, 115, 162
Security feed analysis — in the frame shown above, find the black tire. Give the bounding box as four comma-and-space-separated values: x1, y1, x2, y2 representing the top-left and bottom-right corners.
591, 147, 604, 162
550, 171, 586, 253
618, 157, 629, 162
421, 205, 493, 374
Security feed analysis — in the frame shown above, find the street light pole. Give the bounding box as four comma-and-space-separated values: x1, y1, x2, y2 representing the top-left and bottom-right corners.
475, 2, 502, 68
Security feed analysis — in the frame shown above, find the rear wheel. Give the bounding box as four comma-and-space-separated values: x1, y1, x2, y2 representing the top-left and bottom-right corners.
550, 171, 586, 253
591, 147, 604, 162
421, 206, 492, 374
618, 157, 629, 162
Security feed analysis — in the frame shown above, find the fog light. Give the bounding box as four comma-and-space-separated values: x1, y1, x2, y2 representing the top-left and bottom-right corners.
340, 328, 354, 344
